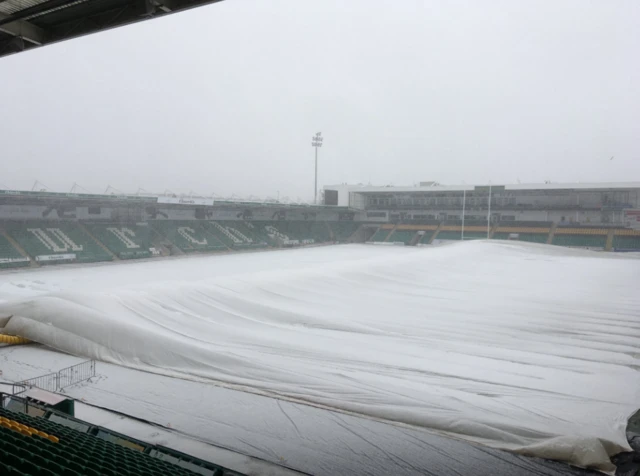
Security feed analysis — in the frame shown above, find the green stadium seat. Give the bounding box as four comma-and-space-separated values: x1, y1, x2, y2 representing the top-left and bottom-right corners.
387, 230, 416, 244
552, 234, 606, 248
204, 222, 267, 249
436, 231, 486, 241
369, 228, 391, 242
250, 221, 329, 244
0, 233, 29, 269
492, 232, 548, 243
152, 221, 227, 253
86, 224, 156, 259
330, 222, 359, 242
249, 221, 312, 245
310, 222, 332, 242
419, 231, 434, 244
612, 235, 640, 250
0, 406, 222, 476
283, 221, 327, 243
5, 222, 112, 264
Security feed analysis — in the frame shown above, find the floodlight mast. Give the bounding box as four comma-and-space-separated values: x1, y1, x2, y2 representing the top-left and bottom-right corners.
311, 132, 323, 204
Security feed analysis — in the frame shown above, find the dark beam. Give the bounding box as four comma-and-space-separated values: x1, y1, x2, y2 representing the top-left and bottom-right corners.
0, 12, 46, 44
0, 0, 224, 59
0, 0, 91, 28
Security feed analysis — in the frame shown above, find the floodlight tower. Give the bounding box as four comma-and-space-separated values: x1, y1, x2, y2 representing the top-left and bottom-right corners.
311, 132, 323, 204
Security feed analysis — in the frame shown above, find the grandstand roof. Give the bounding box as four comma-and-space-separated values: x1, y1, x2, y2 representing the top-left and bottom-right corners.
0, 0, 223, 58
0, 188, 345, 209
326, 181, 640, 194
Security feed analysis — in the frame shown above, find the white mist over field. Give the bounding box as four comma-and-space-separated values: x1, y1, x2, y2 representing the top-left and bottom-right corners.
0, 243, 638, 472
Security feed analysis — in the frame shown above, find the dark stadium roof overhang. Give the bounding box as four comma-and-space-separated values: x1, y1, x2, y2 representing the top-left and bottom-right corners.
0, 0, 223, 58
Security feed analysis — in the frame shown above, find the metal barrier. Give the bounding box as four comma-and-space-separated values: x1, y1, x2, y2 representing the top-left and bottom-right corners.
12, 360, 96, 396
59, 360, 96, 390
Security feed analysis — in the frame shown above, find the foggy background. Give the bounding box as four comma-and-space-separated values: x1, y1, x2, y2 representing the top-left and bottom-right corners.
1, 0, 638, 201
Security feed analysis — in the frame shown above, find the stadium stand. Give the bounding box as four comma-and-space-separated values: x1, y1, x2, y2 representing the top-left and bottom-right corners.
310, 221, 332, 242
434, 225, 487, 241
86, 224, 156, 260
612, 229, 640, 251
387, 230, 416, 244
250, 221, 297, 245
552, 228, 608, 248
460, 232, 487, 240
0, 234, 29, 269
203, 222, 265, 250
275, 221, 318, 244
419, 231, 435, 244
5, 222, 112, 264
245, 220, 330, 245
0, 404, 240, 476
442, 220, 487, 227
152, 221, 227, 253
230, 221, 274, 245
369, 228, 392, 242
387, 224, 438, 245
329, 222, 360, 242
499, 221, 553, 228
257, 221, 329, 244
492, 224, 552, 244
492, 232, 549, 243
436, 231, 486, 241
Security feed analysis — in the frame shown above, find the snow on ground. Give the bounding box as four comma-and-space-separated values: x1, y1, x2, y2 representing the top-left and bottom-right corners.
0, 242, 638, 473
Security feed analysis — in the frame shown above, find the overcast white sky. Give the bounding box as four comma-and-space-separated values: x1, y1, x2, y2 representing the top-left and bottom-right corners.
1, 0, 638, 200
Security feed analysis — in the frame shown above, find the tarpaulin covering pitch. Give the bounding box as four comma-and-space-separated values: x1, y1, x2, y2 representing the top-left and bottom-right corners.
0, 242, 638, 472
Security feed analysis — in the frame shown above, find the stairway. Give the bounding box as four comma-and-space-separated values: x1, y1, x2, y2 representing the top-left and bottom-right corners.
324, 221, 335, 241
547, 222, 557, 245
345, 224, 364, 243
605, 229, 615, 251
150, 225, 183, 256
409, 232, 422, 246
489, 222, 499, 239
383, 225, 398, 242
428, 223, 443, 244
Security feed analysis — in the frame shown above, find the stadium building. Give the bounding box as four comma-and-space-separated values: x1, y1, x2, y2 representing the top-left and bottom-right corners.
0, 182, 640, 271
325, 181, 640, 250
0, 183, 638, 476
0, 189, 360, 269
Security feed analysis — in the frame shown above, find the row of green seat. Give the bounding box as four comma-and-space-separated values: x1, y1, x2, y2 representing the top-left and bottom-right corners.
369, 228, 391, 242
612, 235, 640, 250
152, 221, 227, 253
387, 230, 416, 244
202, 222, 267, 249
5, 222, 112, 264
437, 231, 486, 241
277, 221, 332, 243
552, 234, 607, 248
0, 221, 364, 264
0, 233, 29, 269
86, 224, 155, 259
492, 232, 548, 243
419, 232, 434, 244
330, 222, 359, 242
0, 407, 212, 476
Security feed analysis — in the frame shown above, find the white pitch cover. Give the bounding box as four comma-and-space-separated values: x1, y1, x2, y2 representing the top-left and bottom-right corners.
0, 242, 638, 473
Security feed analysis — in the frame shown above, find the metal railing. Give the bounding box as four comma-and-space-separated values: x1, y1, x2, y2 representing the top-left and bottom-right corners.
59, 360, 95, 390
12, 360, 96, 396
